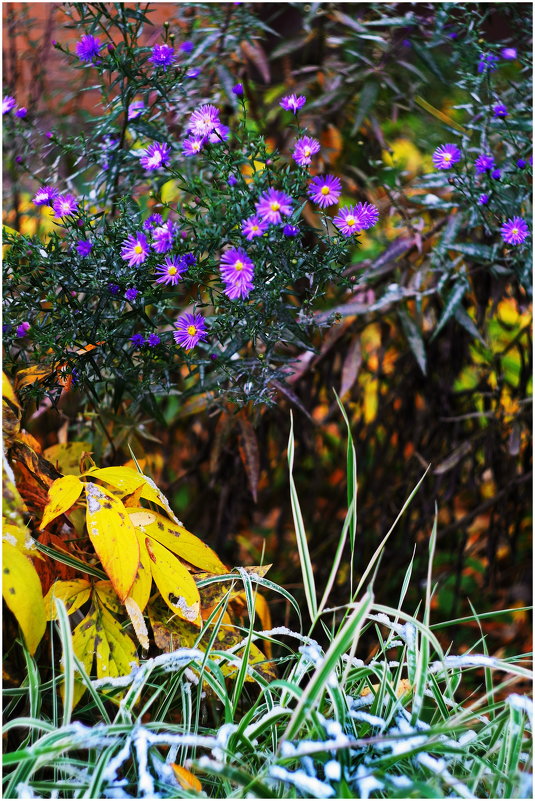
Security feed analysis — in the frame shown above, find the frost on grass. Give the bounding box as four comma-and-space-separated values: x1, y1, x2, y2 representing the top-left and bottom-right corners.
353, 764, 385, 800
269, 765, 335, 798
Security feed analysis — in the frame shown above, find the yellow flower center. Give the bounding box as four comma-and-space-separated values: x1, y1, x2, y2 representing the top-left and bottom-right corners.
270, 201, 281, 211
443, 153, 452, 162
512, 227, 519, 235
168, 266, 178, 275
320, 186, 330, 195
346, 215, 356, 226
187, 325, 197, 336
252, 225, 259, 232
303, 146, 311, 157
235, 260, 244, 271
193, 142, 201, 151
134, 244, 143, 254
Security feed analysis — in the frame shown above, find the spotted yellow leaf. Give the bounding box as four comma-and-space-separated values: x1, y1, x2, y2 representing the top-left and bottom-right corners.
128, 507, 227, 575
44, 579, 92, 620
140, 534, 201, 624
85, 482, 139, 602
2, 541, 46, 654
41, 474, 84, 529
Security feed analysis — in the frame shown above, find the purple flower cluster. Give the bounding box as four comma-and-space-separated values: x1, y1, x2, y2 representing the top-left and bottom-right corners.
152, 221, 176, 253
130, 332, 161, 348
3, 96, 16, 115
493, 103, 508, 118
154, 255, 190, 285
182, 104, 229, 156
53, 195, 79, 218
128, 101, 145, 120
292, 136, 321, 167
474, 153, 495, 174
121, 233, 150, 267
333, 203, 379, 236
255, 188, 293, 225
477, 52, 499, 73
308, 175, 342, 208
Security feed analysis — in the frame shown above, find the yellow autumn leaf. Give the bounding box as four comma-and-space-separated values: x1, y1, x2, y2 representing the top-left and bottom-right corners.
71, 604, 99, 707
3, 371, 20, 409
85, 482, 139, 602
83, 466, 146, 495
2, 541, 46, 654
128, 507, 227, 575
96, 601, 138, 681
140, 534, 201, 624
94, 580, 123, 614
130, 528, 155, 612
2, 520, 41, 557
41, 474, 85, 529
172, 765, 202, 793
44, 579, 92, 621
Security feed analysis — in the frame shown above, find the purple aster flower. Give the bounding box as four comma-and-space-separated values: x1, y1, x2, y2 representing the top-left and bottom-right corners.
173, 312, 208, 350
140, 142, 171, 170
121, 232, 149, 267
143, 213, 163, 231
232, 83, 244, 96
493, 103, 508, 117
130, 333, 145, 347
108, 283, 120, 295
279, 94, 306, 114
241, 214, 269, 240
16, 321, 31, 338
182, 134, 206, 157
128, 100, 145, 120
152, 220, 175, 253
15, 107, 27, 118
2, 96, 16, 114
125, 287, 139, 302
491, 168, 502, 180
501, 48, 517, 60
186, 68, 201, 79
180, 41, 194, 53
333, 203, 379, 236
76, 35, 102, 63
516, 158, 527, 169
32, 185, 58, 206
500, 217, 529, 245
183, 252, 196, 266
292, 136, 321, 167
432, 143, 462, 170
188, 104, 221, 136
76, 240, 92, 257
146, 333, 161, 347
207, 123, 230, 144
53, 194, 79, 218
308, 174, 342, 208
283, 224, 300, 237
478, 193, 490, 205
220, 248, 255, 300
477, 52, 499, 73
474, 153, 495, 173
255, 188, 293, 224
227, 174, 238, 186
149, 44, 175, 69
154, 255, 187, 285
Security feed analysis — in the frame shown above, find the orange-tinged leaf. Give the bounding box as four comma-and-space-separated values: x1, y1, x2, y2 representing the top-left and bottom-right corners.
172, 765, 202, 792
41, 474, 84, 529
141, 534, 201, 624
85, 482, 139, 602
15, 364, 55, 391
128, 507, 227, 575
2, 541, 46, 654
3, 371, 20, 410
44, 579, 91, 620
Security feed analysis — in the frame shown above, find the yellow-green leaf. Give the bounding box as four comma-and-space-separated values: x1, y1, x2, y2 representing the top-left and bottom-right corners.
85, 482, 139, 602
44, 579, 92, 621
96, 602, 138, 680
43, 442, 93, 476
141, 534, 201, 624
2, 541, 46, 654
2, 520, 40, 556
128, 507, 227, 575
94, 580, 123, 614
41, 474, 84, 529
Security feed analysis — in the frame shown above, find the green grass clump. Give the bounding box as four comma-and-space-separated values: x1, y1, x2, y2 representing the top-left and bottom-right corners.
3, 406, 532, 799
